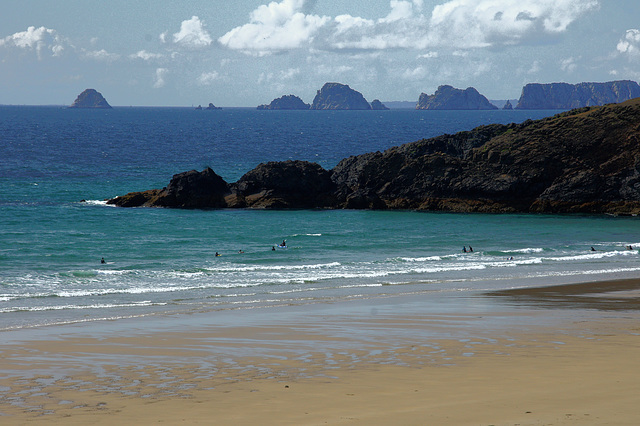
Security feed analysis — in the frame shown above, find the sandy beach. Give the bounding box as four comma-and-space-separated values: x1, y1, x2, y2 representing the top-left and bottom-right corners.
2, 279, 640, 425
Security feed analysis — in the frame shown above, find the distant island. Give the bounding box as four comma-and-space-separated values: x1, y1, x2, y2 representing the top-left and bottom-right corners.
107, 98, 640, 215
195, 103, 222, 110
69, 89, 112, 109
417, 85, 497, 110
310, 82, 371, 110
257, 83, 388, 111
257, 95, 310, 110
516, 80, 640, 109
371, 99, 389, 110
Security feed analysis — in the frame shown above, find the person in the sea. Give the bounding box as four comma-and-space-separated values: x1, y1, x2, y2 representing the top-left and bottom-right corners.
272, 246, 276, 251
462, 246, 467, 253
282, 240, 286, 247
215, 252, 221, 257
591, 246, 596, 251
101, 257, 105, 264
469, 246, 473, 252
238, 250, 244, 254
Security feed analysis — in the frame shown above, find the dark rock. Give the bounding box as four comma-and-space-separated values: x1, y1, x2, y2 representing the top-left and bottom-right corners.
416, 85, 497, 110
311, 83, 371, 110
257, 95, 310, 110
108, 98, 640, 215
230, 160, 337, 208
503, 100, 513, 110
205, 103, 222, 110
515, 80, 640, 109
69, 89, 112, 109
371, 99, 389, 110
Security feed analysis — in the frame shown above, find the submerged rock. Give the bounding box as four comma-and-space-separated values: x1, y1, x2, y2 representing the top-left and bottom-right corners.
69, 89, 112, 109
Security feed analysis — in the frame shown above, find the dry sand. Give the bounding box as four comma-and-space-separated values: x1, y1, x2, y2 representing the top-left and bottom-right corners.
2, 279, 640, 425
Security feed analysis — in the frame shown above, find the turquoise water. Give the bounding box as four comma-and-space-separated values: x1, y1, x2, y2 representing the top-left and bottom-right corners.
2, 106, 640, 330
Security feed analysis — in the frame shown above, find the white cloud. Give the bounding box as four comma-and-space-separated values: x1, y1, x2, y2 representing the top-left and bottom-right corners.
617, 29, 640, 59
428, 0, 599, 49
0, 26, 66, 59
172, 16, 212, 48
130, 50, 165, 61
219, 0, 597, 55
154, 68, 169, 88
198, 71, 220, 85
560, 56, 577, 73
218, 0, 330, 54
85, 49, 120, 62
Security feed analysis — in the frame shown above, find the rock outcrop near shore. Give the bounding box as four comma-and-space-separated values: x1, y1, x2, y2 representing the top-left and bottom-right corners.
107, 98, 640, 214
69, 89, 112, 109
516, 80, 640, 109
416, 85, 497, 110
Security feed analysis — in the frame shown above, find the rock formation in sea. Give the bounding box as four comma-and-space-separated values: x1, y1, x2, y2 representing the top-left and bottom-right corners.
107, 98, 640, 215
257, 95, 310, 110
69, 89, 112, 109
371, 99, 389, 110
515, 80, 640, 109
416, 85, 497, 110
311, 83, 371, 110
502, 100, 513, 110
205, 103, 222, 110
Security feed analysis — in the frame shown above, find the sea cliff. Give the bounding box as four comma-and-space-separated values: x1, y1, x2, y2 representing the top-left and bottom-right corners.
516, 80, 640, 109
107, 98, 640, 215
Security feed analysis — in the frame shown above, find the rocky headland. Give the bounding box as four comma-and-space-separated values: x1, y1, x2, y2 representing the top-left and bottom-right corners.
416, 85, 497, 110
257, 95, 310, 110
311, 83, 371, 110
107, 98, 640, 215
516, 80, 640, 109
69, 89, 112, 109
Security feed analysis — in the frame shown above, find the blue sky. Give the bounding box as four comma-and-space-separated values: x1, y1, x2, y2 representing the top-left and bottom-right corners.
1, 0, 639, 106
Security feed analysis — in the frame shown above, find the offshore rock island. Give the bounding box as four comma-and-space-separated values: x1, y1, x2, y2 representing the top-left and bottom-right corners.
108, 98, 640, 215
69, 89, 112, 109
417, 85, 497, 110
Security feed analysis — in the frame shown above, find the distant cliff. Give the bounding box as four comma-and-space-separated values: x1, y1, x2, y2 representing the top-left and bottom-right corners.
257, 95, 310, 110
416, 85, 497, 110
311, 83, 371, 110
516, 80, 640, 109
107, 98, 640, 215
69, 89, 112, 109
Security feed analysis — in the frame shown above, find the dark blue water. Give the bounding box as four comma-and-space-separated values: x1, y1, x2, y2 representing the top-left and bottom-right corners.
3, 106, 640, 331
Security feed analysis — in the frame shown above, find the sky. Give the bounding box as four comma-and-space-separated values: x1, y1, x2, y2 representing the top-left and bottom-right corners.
1, 0, 640, 107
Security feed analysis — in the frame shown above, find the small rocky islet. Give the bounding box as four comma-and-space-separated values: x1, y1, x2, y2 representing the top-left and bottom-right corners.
107, 97, 640, 215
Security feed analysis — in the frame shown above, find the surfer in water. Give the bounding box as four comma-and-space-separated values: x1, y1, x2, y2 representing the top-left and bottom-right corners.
101, 257, 105, 264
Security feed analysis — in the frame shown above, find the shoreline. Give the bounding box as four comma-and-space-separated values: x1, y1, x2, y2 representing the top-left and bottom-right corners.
2, 278, 640, 424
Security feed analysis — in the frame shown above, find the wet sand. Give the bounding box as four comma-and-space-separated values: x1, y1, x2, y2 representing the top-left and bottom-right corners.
2, 278, 640, 425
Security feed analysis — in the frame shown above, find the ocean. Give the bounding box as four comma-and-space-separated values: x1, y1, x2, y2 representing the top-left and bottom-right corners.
2, 106, 640, 331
